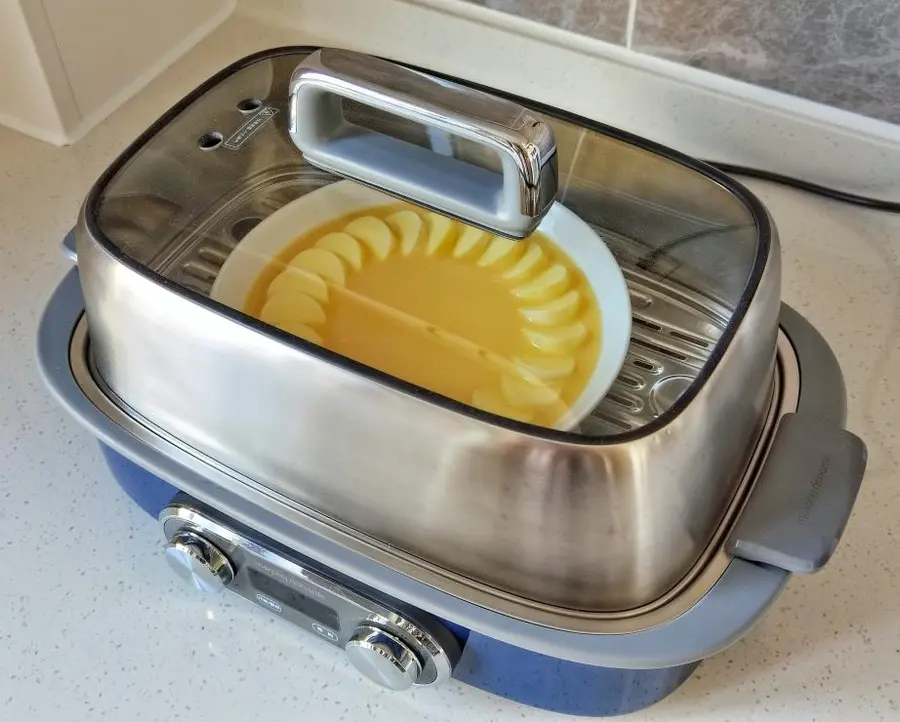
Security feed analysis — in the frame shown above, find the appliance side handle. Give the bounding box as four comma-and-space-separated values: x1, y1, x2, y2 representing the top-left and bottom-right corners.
726, 412, 867, 573
727, 304, 867, 574
62, 227, 78, 263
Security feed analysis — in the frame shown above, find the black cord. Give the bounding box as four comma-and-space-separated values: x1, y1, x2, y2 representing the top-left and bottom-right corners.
633, 162, 898, 271
703, 161, 900, 214
636, 224, 754, 271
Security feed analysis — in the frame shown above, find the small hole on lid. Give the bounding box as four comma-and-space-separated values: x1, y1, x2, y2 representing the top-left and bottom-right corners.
237, 98, 263, 113
198, 132, 224, 151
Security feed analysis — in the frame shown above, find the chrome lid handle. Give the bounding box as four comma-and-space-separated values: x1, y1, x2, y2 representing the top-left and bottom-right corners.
289, 48, 558, 238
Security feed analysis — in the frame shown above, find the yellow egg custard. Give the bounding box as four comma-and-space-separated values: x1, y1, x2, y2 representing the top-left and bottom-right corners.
244, 204, 601, 428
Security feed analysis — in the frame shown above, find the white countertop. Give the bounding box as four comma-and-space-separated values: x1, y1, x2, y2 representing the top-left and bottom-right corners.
1, 12, 898, 722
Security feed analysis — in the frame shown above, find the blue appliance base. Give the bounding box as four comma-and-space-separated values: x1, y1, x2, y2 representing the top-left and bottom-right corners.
100, 442, 697, 716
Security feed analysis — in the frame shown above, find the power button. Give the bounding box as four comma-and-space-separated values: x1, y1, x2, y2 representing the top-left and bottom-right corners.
311, 622, 339, 643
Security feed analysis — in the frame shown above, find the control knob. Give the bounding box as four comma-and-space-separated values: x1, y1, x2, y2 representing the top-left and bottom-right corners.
164, 530, 234, 594
345, 624, 422, 691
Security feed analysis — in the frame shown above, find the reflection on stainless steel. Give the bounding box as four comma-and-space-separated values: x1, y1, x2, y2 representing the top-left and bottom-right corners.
71, 321, 797, 632
289, 48, 558, 238
77, 220, 778, 611
77, 49, 782, 612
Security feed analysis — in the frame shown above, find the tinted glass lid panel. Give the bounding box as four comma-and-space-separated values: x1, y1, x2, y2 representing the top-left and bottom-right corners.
91, 49, 764, 440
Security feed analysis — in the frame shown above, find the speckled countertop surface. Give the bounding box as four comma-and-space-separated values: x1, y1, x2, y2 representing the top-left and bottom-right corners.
1, 13, 899, 722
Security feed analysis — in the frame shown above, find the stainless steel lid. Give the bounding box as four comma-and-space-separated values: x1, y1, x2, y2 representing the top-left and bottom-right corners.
76, 47, 780, 612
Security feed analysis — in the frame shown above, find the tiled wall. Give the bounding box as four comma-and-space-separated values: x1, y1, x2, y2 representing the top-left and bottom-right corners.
467, 0, 900, 125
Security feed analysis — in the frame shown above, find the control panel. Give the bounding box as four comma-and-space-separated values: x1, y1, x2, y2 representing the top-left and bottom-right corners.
159, 501, 460, 690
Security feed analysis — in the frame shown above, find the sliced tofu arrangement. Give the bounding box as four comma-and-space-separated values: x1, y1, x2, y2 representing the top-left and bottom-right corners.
256, 205, 598, 427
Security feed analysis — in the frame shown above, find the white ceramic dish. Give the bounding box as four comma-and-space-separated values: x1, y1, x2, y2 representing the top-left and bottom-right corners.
211, 181, 631, 430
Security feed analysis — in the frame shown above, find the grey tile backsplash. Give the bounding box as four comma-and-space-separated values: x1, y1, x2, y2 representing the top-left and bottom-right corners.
468, 0, 630, 44
466, 0, 900, 125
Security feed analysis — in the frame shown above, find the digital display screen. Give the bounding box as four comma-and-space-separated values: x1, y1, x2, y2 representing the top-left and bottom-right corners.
248, 568, 340, 630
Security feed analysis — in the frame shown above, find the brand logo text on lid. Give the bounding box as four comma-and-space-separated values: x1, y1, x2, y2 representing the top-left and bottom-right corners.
224, 107, 278, 150
798, 457, 830, 524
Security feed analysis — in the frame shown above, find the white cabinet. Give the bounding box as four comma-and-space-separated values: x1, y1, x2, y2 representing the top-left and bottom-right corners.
0, 0, 234, 145
0, 1, 70, 142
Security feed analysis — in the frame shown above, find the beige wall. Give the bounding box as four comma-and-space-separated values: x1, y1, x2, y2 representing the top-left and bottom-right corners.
0, 0, 235, 145
0, 1, 67, 142
41, 0, 230, 115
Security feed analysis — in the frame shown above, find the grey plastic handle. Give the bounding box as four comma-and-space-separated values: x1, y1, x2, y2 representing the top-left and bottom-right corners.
726, 412, 867, 573
288, 48, 558, 238
62, 228, 77, 263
